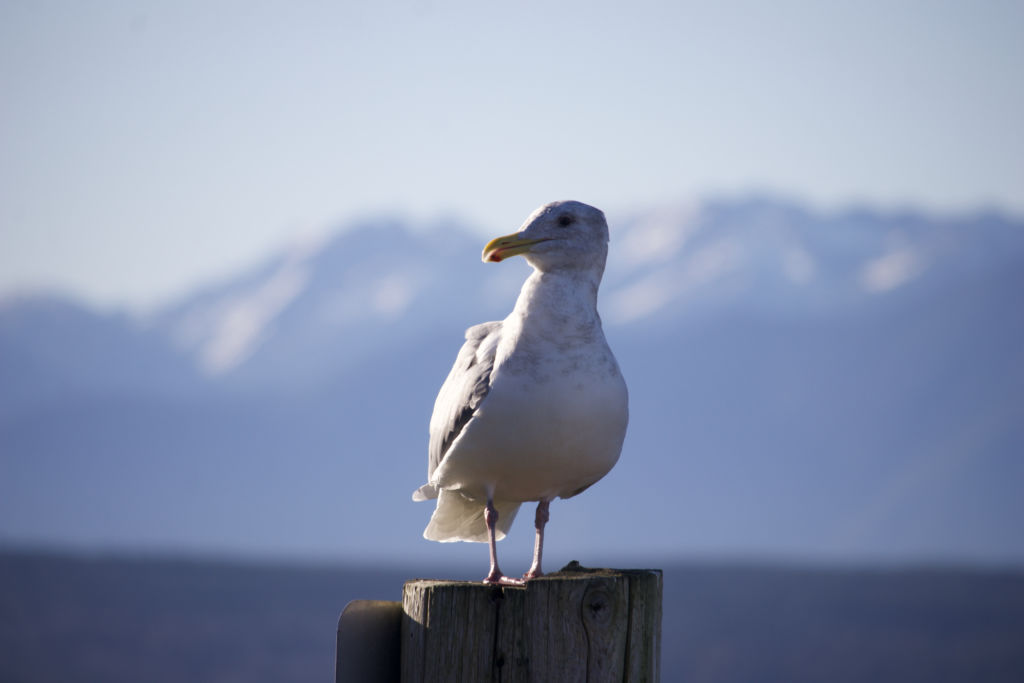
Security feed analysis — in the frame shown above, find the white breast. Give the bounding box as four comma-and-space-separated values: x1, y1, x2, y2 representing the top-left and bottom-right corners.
433, 332, 628, 503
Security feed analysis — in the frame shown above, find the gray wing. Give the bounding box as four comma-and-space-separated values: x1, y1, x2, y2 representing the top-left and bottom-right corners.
413, 321, 501, 501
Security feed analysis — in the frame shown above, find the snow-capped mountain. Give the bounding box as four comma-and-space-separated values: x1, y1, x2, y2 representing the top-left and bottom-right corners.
142, 196, 1024, 386
2, 196, 1022, 566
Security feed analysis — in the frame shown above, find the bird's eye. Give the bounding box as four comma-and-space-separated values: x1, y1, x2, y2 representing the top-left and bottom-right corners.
557, 214, 575, 227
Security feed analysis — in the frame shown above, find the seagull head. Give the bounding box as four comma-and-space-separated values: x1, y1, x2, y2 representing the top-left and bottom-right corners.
482, 200, 609, 273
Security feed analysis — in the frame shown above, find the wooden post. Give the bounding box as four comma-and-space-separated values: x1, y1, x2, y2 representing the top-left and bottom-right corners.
337, 599, 403, 683
401, 562, 662, 683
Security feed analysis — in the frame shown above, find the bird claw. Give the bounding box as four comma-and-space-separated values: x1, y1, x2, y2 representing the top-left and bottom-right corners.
483, 570, 525, 586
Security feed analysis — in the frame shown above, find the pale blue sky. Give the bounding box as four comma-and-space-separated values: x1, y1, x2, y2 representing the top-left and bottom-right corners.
2, 0, 1022, 311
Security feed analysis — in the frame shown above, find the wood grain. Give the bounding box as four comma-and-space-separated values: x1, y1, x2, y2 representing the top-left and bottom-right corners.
401, 563, 661, 682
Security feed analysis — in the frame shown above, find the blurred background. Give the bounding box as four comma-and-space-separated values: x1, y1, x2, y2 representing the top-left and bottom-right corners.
2, 1, 1023, 681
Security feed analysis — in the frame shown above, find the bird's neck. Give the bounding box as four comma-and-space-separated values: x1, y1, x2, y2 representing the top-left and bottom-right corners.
510, 269, 602, 334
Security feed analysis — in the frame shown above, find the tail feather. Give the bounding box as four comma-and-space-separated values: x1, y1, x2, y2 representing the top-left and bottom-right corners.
412, 483, 438, 502
423, 490, 520, 543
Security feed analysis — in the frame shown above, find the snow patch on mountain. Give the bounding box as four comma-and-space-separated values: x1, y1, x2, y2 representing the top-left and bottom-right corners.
606, 237, 744, 324
168, 238, 323, 375
606, 269, 677, 324
317, 270, 420, 327
199, 264, 309, 374
616, 202, 699, 268
860, 244, 926, 293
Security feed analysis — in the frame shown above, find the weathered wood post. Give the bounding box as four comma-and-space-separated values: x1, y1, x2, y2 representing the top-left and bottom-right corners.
401, 562, 662, 683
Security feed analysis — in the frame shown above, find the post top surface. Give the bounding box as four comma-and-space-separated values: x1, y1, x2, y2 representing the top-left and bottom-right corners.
404, 562, 663, 590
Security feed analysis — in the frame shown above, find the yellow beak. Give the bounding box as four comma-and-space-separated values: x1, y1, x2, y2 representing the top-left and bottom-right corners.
482, 233, 552, 263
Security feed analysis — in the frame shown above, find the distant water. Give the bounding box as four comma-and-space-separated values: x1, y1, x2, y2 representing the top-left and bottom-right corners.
2, 549, 1023, 682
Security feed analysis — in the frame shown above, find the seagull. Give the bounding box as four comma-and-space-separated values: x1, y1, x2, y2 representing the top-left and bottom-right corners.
412, 200, 629, 585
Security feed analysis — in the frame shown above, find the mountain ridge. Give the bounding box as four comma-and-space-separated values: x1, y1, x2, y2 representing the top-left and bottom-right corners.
2, 195, 1022, 565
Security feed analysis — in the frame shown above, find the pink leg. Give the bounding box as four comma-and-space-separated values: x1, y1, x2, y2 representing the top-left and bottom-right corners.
523, 499, 550, 580
483, 500, 523, 585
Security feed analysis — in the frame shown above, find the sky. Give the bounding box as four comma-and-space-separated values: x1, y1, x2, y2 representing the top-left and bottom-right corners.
1, 0, 1022, 312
